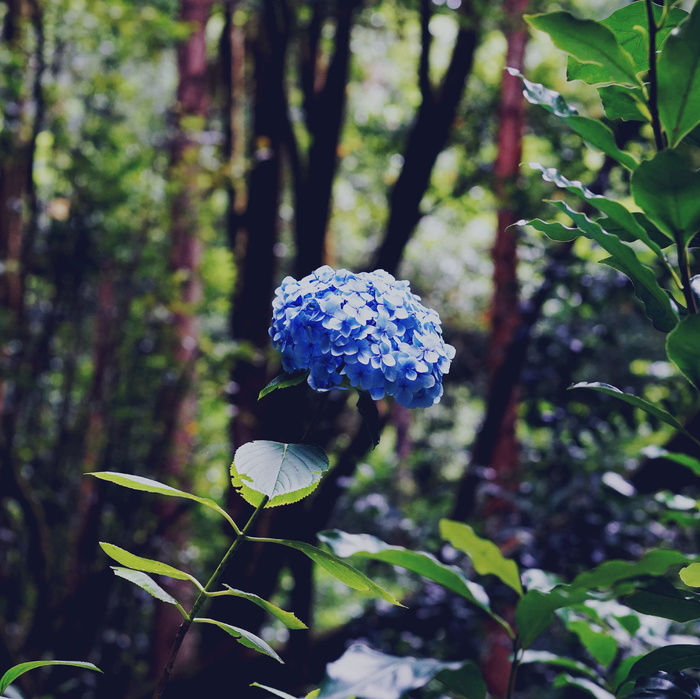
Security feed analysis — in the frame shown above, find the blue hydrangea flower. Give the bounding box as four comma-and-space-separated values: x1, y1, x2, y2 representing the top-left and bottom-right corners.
269, 266, 456, 408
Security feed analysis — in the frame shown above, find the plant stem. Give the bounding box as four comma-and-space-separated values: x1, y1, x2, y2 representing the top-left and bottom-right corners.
644, 0, 665, 151
506, 635, 521, 699
151, 495, 270, 699
677, 233, 699, 314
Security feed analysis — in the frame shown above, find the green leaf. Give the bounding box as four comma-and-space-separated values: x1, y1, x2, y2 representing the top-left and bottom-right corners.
436, 661, 487, 699
597, 85, 650, 122
0, 662, 102, 694
356, 392, 381, 448
651, 451, 700, 477
90, 472, 232, 524
530, 163, 667, 262
317, 530, 512, 635
520, 650, 602, 683
680, 563, 700, 588
565, 620, 618, 668
524, 12, 641, 87
567, 3, 688, 86
258, 371, 308, 400
251, 683, 297, 699
111, 567, 182, 607
511, 70, 639, 170
658, 0, 700, 147
439, 519, 523, 596
269, 539, 402, 606
231, 441, 330, 508
193, 618, 282, 663
220, 586, 307, 629
569, 383, 700, 447
516, 587, 590, 648
313, 644, 463, 699
667, 316, 700, 390
547, 200, 678, 332
553, 674, 615, 699
99, 542, 194, 583
631, 150, 700, 246
620, 646, 700, 691
625, 577, 700, 621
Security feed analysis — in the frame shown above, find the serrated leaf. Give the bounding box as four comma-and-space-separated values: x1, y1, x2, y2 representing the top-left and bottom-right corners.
569, 383, 700, 447
547, 200, 678, 332
658, 0, 700, 147
632, 151, 700, 247
317, 530, 512, 635
626, 577, 700, 621
268, 538, 402, 606
620, 647, 700, 691
194, 618, 282, 663
667, 316, 700, 390
313, 644, 463, 699
680, 563, 700, 588
436, 661, 486, 699
221, 586, 307, 629
511, 69, 639, 170
530, 163, 667, 261
439, 519, 523, 596
520, 650, 602, 683
99, 542, 194, 582
111, 567, 182, 606
0, 662, 102, 694
525, 12, 641, 87
567, 3, 688, 86
231, 441, 329, 507
90, 472, 231, 523
258, 371, 308, 400
356, 392, 381, 448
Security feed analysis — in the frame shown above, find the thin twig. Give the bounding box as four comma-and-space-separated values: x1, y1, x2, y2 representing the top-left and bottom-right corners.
644, 0, 665, 151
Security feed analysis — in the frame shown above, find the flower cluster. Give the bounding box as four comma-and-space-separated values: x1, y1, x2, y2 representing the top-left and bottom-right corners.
269, 265, 455, 408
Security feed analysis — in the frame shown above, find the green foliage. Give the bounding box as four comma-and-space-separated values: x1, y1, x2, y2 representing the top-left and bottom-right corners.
99, 542, 197, 584
193, 619, 283, 663
110, 568, 183, 608
258, 372, 309, 400
0, 662, 101, 696
667, 317, 700, 390
230, 441, 330, 508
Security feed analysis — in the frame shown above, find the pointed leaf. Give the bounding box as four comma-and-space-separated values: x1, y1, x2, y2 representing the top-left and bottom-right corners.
0, 662, 101, 694
547, 200, 678, 332
530, 163, 667, 261
570, 383, 700, 446
620, 647, 700, 691
440, 519, 522, 596
314, 644, 463, 699
520, 650, 602, 683
435, 662, 486, 699
525, 12, 641, 86
680, 563, 700, 588
632, 150, 700, 246
111, 568, 182, 607
318, 530, 512, 635
99, 543, 194, 582
251, 683, 297, 699
658, 0, 700, 147
567, 3, 688, 86
267, 538, 402, 606
90, 472, 232, 524
667, 316, 700, 390
231, 441, 329, 507
625, 577, 700, 622
221, 586, 307, 629
511, 70, 639, 170
258, 371, 308, 400
194, 618, 282, 663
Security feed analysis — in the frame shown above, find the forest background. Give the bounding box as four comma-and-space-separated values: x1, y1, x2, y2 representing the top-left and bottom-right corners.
1, 0, 698, 697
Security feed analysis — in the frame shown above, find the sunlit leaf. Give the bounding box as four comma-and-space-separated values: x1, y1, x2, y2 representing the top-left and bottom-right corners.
658, 0, 700, 147
520, 650, 602, 683
313, 644, 463, 699
318, 530, 512, 635
220, 586, 307, 629
258, 371, 308, 400
111, 567, 182, 607
439, 520, 522, 596
0, 662, 101, 694
193, 618, 282, 663
231, 441, 330, 507
565, 620, 618, 668
251, 683, 297, 699
525, 12, 641, 86
680, 563, 700, 588
597, 85, 649, 122
99, 542, 194, 582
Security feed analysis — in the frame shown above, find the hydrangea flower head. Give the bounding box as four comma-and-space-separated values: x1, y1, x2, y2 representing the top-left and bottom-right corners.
269, 265, 455, 408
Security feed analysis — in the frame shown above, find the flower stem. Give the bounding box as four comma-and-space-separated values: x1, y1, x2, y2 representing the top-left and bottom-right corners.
151, 495, 270, 699
644, 0, 665, 151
